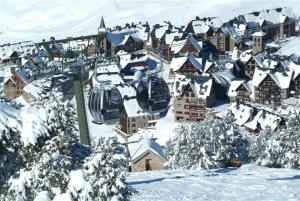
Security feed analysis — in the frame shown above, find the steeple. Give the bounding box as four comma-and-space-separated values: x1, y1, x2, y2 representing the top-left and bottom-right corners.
98, 16, 106, 32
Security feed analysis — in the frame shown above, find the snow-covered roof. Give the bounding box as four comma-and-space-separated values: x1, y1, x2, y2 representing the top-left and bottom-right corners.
128, 138, 166, 162
189, 17, 222, 34
228, 102, 253, 125
119, 51, 159, 69
252, 65, 293, 89
244, 110, 282, 131
93, 73, 124, 87
95, 64, 120, 74
0, 41, 36, 60
275, 37, 300, 57
239, 50, 253, 63
171, 53, 203, 72
123, 98, 150, 117
23, 82, 46, 99
227, 80, 254, 99
221, 25, 243, 44
171, 35, 202, 54
252, 31, 266, 37
243, 7, 296, 28
289, 61, 300, 80
116, 84, 136, 98
107, 28, 138, 46
174, 74, 213, 100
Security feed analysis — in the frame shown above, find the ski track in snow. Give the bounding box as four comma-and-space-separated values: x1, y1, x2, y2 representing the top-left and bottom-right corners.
128, 164, 300, 201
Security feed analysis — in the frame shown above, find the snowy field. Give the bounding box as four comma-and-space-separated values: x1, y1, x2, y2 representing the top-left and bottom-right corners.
1, 0, 300, 43
128, 164, 300, 201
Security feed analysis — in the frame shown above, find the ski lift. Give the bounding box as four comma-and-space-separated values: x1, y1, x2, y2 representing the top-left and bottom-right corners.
88, 59, 123, 124
88, 86, 123, 124
136, 59, 170, 113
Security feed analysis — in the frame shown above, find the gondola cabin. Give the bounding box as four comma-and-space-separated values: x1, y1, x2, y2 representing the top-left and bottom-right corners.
88, 86, 123, 124
136, 76, 170, 113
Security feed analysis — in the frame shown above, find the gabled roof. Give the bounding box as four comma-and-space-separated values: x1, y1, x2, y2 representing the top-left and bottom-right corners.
174, 74, 213, 100
252, 63, 293, 89
188, 17, 222, 34
244, 110, 282, 131
171, 53, 203, 72
128, 138, 166, 162
243, 7, 296, 28
227, 80, 254, 98
171, 35, 202, 54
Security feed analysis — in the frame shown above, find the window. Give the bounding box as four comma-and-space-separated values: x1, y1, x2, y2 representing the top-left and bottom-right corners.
132, 118, 135, 122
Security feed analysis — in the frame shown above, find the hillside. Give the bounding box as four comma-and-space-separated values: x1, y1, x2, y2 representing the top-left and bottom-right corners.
0, 0, 299, 43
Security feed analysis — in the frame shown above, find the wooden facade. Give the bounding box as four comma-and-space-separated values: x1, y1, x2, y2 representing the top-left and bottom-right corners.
174, 85, 215, 122
254, 75, 282, 106
174, 60, 200, 76
230, 83, 252, 103
4, 74, 27, 100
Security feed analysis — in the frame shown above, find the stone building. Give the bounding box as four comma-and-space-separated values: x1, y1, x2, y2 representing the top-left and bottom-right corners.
252, 31, 266, 54
128, 138, 166, 172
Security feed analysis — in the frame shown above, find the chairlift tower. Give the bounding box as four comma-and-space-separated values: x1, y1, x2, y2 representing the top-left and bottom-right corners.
71, 61, 90, 145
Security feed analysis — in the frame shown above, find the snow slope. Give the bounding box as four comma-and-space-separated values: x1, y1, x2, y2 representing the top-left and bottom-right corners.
0, 0, 299, 43
128, 164, 300, 201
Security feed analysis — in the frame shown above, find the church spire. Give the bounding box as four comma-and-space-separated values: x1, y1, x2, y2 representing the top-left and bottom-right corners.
98, 16, 106, 31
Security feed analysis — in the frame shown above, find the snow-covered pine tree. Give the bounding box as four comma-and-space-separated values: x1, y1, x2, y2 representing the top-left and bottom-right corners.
82, 137, 129, 201
166, 114, 248, 169
256, 110, 300, 169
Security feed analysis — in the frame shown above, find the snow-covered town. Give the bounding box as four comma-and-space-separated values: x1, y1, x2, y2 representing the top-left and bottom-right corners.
1, 0, 300, 200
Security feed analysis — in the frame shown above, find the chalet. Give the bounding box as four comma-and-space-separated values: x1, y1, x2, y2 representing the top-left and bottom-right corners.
240, 7, 297, 39
83, 43, 97, 57
122, 34, 144, 53
243, 52, 261, 78
151, 24, 183, 61
4, 69, 33, 100
0, 50, 20, 65
150, 25, 168, 49
173, 74, 215, 122
252, 60, 293, 106
185, 17, 222, 40
119, 98, 160, 135
227, 80, 254, 103
210, 24, 242, 53
50, 43, 65, 59
170, 53, 216, 76
128, 138, 166, 172
171, 35, 203, 57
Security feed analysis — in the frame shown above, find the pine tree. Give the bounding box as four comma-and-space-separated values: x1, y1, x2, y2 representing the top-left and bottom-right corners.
166, 115, 248, 170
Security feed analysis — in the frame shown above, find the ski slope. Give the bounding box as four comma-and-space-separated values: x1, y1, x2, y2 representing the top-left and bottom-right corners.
128, 164, 300, 201
0, 0, 299, 43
